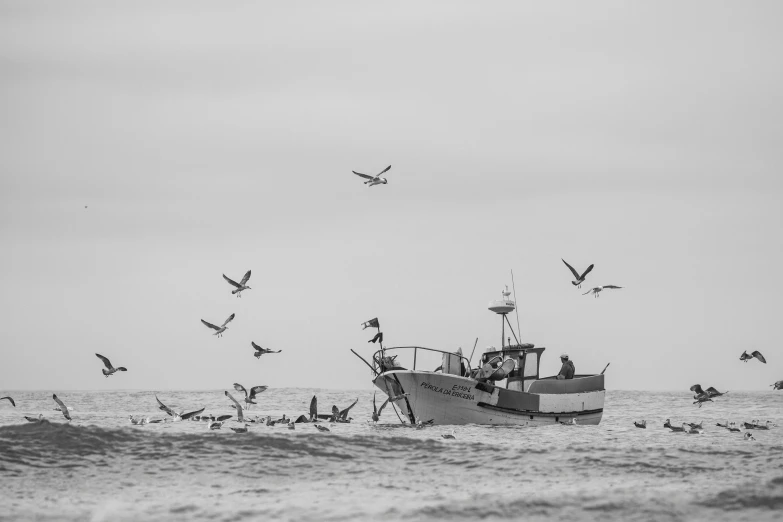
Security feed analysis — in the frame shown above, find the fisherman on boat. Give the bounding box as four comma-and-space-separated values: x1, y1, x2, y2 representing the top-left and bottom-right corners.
557, 353, 575, 380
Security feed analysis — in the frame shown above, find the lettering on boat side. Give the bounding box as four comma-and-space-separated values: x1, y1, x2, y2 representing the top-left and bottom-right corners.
420, 382, 475, 401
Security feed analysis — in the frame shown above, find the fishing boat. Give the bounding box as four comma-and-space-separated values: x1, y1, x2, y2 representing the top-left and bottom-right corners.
366, 289, 607, 426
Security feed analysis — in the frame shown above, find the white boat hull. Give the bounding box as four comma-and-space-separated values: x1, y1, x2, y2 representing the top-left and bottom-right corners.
374, 370, 605, 426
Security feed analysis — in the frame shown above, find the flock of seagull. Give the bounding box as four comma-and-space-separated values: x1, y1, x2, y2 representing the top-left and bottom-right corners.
0, 265, 448, 436
2, 238, 779, 439
631, 348, 779, 438
561, 259, 623, 298
561, 257, 779, 438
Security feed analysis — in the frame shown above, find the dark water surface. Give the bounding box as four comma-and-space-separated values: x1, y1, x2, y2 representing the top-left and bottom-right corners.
0, 389, 781, 521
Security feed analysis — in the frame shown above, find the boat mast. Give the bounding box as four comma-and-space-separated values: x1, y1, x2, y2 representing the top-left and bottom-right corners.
511, 269, 522, 342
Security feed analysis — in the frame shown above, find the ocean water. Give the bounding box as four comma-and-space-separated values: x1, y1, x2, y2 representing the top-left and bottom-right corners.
0, 388, 781, 522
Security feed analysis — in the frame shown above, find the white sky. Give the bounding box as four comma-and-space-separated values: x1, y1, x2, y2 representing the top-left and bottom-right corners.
1, 1, 781, 392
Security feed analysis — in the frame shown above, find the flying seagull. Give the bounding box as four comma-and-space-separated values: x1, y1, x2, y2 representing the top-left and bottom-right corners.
52, 394, 71, 421
233, 383, 268, 408
689, 385, 713, 407
223, 270, 251, 297
309, 395, 318, 421
583, 285, 623, 298
388, 393, 410, 403
739, 350, 766, 364
705, 387, 728, 397
155, 395, 204, 421
251, 341, 281, 358
95, 353, 127, 377
352, 165, 391, 187
0, 396, 14, 407
772, 380, 783, 391
224, 391, 245, 422
201, 313, 235, 337
561, 259, 594, 288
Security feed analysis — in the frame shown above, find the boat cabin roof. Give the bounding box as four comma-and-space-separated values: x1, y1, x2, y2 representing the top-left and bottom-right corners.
480, 344, 545, 362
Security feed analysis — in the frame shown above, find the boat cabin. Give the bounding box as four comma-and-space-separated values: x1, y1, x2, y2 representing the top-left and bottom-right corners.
476, 343, 544, 392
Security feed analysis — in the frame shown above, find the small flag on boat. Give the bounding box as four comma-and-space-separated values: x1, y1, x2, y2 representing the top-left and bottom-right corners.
368, 332, 383, 344
361, 317, 380, 330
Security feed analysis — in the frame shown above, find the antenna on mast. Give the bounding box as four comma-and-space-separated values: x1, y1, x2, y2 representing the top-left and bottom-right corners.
511, 269, 522, 341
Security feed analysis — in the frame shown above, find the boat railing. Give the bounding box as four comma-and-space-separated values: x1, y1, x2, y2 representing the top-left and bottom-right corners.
372, 346, 472, 375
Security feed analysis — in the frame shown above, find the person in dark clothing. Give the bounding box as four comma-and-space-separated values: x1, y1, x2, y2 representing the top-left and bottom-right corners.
557, 353, 575, 380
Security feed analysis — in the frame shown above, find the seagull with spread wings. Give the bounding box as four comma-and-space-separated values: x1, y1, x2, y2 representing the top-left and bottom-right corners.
201, 313, 235, 338
233, 383, 268, 408
0, 396, 14, 407
561, 259, 594, 288
371, 393, 389, 423
224, 391, 245, 422
705, 386, 728, 397
739, 350, 766, 364
155, 395, 205, 421
95, 353, 127, 377
772, 380, 783, 391
251, 341, 281, 359
583, 285, 623, 298
352, 165, 391, 186
223, 270, 251, 297
52, 394, 71, 421
333, 398, 358, 422
208, 415, 233, 430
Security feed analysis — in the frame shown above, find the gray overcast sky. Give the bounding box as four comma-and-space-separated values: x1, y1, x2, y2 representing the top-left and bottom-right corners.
1, 1, 781, 392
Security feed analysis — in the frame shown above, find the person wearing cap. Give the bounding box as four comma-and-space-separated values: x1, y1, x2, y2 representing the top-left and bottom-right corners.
557, 353, 575, 380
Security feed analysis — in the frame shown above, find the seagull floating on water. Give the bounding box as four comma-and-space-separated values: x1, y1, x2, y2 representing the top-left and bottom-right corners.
561, 259, 594, 288
352, 165, 391, 187
314, 424, 330, 432
329, 398, 358, 422
24, 414, 43, 423
201, 313, 235, 338
251, 341, 281, 359
0, 396, 15, 407
664, 419, 686, 432
633, 420, 646, 429
52, 394, 71, 421
583, 285, 622, 298
442, 429, 456, 439
223, 270, 252, 297
739, 350, 766, 364
372, 393, 389, 423
95, 353, 127, 377
230, 424, 248, 433
233, 383, 268, 408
